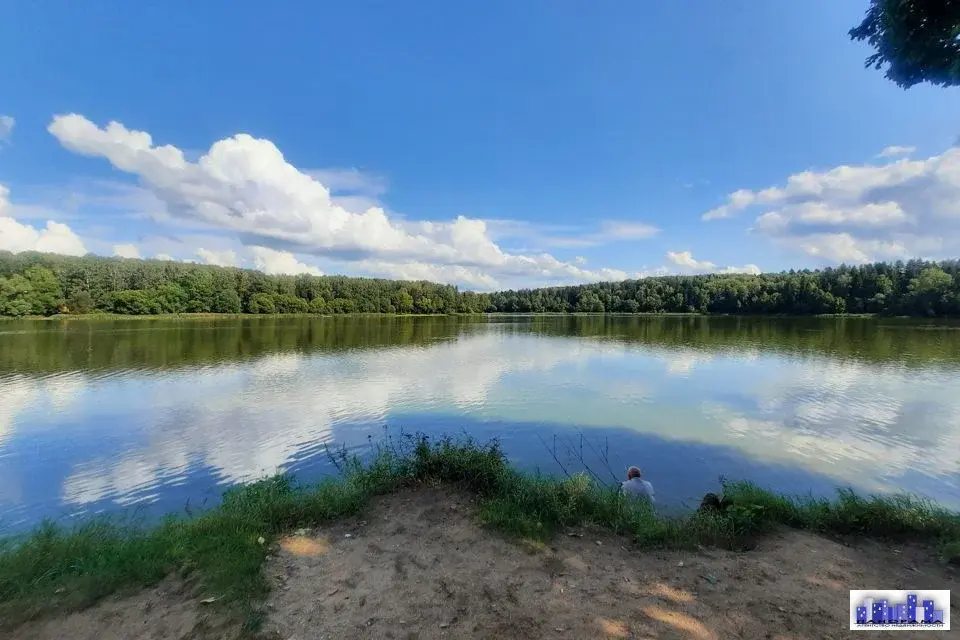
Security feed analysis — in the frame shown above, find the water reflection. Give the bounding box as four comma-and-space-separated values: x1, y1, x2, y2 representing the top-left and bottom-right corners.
56, 334, 626, 507
1, 316, 959, 532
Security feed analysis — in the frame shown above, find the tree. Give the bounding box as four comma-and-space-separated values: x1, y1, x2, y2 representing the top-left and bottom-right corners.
273, 294, 309, 313
110, 290, 161, 315
0, 275, 34, 316
394, 290, 414, 314
211, 289, 242, 314
908, 267, 953, 315
248, 293, 276, 314
308, 297, 328, 314
24, 266, 63, 315
850, 0, 960, 88
181, 270, 214, 312
329, 298, 357, 314
66, 290, 95, 314
152, 282, 188, 313
575, 290, 604, 313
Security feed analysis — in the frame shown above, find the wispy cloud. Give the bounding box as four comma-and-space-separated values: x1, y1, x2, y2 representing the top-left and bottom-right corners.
676, 178, 711, 190
485, 218, 659, 249
303, 168, 389, 214
0, 115, 14, 143
304, 167, 388, 197
876, 145, 916, 159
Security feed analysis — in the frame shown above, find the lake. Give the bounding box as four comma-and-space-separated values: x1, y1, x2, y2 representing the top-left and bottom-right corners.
2, 315, 960, 533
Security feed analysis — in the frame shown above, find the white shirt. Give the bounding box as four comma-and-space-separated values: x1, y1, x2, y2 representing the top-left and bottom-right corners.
621, 478, 655, 503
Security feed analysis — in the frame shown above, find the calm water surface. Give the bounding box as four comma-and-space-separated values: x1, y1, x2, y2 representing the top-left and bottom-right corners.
2, 315, 959, 532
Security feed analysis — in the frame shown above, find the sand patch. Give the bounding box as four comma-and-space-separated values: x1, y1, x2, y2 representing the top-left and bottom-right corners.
263, 488, 958, 639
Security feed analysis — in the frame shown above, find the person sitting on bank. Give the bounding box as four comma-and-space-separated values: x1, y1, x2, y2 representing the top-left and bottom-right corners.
621, 466, 655, 503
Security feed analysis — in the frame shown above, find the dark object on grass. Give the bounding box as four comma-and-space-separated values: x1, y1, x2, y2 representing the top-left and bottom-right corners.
699, 493, 734, 514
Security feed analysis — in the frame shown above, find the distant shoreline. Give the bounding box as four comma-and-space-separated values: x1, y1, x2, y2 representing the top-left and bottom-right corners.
4, 253, 960, 318
2, 311, 932, 322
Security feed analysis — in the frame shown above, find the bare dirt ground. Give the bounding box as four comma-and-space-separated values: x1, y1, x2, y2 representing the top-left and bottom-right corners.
6, 488, 958, 640
1, 577, 235, 640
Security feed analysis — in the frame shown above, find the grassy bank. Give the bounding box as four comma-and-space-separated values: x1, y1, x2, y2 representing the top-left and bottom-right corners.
1, 435, 958, 634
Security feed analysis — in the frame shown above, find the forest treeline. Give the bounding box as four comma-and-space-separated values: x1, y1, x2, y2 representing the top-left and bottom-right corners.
1, 251, 960, 318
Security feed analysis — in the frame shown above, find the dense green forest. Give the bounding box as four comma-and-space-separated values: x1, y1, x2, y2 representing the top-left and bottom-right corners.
0, 251, 481, 316
1, 251, 959, 318
488, 259, 960, 316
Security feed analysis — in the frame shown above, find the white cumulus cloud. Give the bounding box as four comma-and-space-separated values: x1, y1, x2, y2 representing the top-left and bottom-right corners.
0, 184, 87, 256
702, 145, 960, 264
354, 259, 499, 289
251, 246, 323, 276
113, 243, 141, 259
195, 247, 239, 267
46, 114, 655, 289
666, 250, 761, 275
667, 250, 714, 269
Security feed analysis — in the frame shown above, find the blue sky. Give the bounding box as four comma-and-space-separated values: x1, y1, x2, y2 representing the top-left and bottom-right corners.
1, 1, 959, 289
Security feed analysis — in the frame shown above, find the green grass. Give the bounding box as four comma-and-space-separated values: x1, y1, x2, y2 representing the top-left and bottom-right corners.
1, 435, 958, 635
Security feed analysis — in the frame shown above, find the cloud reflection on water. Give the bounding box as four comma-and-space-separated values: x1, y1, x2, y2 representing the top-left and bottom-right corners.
0, 322, 958, 527
58, 334, 629, 508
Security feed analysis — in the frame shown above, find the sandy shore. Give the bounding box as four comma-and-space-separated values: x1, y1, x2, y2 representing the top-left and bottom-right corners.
7, 488, 958, 640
